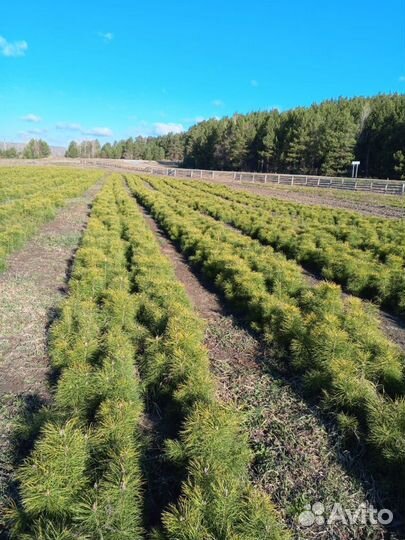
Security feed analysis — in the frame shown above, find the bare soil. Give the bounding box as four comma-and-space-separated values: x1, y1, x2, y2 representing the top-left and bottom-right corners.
0, 182, 102, 535
139, 205, 390, 539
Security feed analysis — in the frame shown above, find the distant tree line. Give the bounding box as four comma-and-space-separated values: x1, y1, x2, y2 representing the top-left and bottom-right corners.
64, 94, 405, 179
0, 147, 18, 158
65, 133, 185, 161
0, 139, 51, 159
182, 94, 405, 179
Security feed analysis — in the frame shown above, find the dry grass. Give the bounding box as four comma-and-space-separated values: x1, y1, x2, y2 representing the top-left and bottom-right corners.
206, 317, 392, 539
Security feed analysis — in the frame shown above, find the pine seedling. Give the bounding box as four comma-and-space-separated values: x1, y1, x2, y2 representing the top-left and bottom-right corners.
18, 420, 89, 517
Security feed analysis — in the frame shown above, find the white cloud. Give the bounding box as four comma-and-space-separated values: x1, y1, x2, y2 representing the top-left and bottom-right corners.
27, 128, 47, 135
212, 99, 224, 107
250, 79, 259, 87
98, 32, 114, 42
183, 116, 206, 124
56, 123, 112, 137
399, 75, 405, 82
0, 35, 28, 57
154, 122, 184, 135
56, 122, 82, 131
21, 113, 42, 123
82, 127, 113, 137
18, 128, 47, 139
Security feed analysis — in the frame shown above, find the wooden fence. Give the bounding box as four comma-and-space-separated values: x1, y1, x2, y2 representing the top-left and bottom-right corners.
2, 158, 405, 196
79, 160, 405, 196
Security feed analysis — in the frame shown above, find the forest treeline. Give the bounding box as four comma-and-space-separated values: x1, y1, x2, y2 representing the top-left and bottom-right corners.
66, 94, 404, 179
0, 139, 51, 159
65, 134, 184, 162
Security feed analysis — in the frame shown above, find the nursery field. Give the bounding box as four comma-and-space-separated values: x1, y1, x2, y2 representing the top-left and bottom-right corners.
1, 168, 404, 539
0, 167, 103, 271
144, 177, 405, 317
208, 179, 405, 218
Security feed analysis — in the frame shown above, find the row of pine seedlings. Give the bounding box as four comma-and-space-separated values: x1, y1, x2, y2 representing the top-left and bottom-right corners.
126, 175, 405, 498
11, 175, 289, 539
0, 168, 102, 272
149, 176, 405, 316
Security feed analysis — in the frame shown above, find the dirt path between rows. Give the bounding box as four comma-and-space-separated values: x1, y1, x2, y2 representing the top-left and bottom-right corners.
0, 181, 103, 536
203, 179, 405, 219
139, 205, 390, 540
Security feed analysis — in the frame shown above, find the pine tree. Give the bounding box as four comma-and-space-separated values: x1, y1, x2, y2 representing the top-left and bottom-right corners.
65, 141, 79, 158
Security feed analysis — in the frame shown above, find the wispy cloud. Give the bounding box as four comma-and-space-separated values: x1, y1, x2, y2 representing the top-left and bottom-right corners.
399, 75, 405, 82
82, 127, 113, 137
56, 123, 112, 137
183, 116, 206, 124
98, 32, 114, 43
0, 36, 28, 57
154, 122, 184, 136
56, 122, 82, 131
18, 128, 48, 140
212, 99, 224, 107
21, 113, 42, 123
19, 128, 47, 137
27, 128, 47, 134
250, 79, 259, 87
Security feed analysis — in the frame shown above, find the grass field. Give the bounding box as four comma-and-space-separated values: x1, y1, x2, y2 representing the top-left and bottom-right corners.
1, 167, 404, 539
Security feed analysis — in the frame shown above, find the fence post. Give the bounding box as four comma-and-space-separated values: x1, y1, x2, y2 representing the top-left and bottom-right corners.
264, 174, 267, 183
211, 170, 214, 178
190, 170, 193, 178
277, 175, 281, 184
200, 170, 203, 178
291, 176, 294, 185
402, 183, 405, 196
174, 169, 177, 177
253, 173, 256, 183
385, 183, 388, 193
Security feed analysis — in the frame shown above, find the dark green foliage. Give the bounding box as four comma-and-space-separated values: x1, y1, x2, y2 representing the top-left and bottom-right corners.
65, 132, 185, 161
22, 139, 51, 159
182, 94, 405, 179
64, 141, 79, 158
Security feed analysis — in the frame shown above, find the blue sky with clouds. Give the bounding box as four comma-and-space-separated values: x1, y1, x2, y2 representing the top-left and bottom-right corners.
1, 0, 404, 146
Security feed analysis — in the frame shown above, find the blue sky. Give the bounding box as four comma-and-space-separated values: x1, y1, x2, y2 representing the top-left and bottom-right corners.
1, 0, 404, 147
